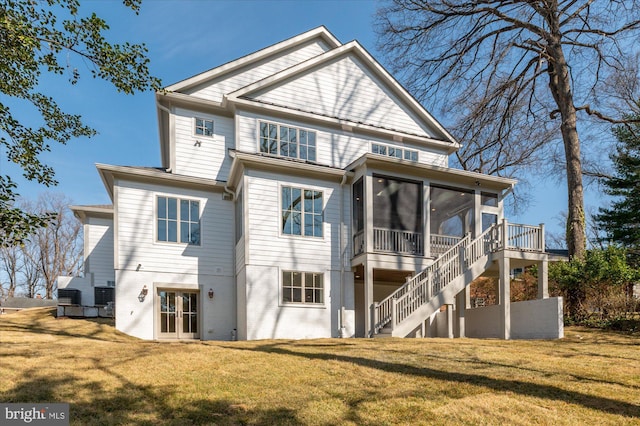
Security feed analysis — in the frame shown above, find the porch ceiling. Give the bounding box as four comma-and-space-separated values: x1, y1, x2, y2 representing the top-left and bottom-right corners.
353, 265, 414, 283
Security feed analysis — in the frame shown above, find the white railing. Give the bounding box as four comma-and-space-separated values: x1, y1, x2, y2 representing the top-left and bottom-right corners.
372, 228, 423, 255
502, 222, 545, 252
430, 234, 462, 256
373, 220, 546, 334
374, 232, 472, 332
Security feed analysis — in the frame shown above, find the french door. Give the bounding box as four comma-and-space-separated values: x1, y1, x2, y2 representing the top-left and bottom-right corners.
158, 290, 199, 339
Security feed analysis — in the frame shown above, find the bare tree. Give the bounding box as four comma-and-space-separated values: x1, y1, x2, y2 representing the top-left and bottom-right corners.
377, 1, 640, 259
0, 244, 21, 298
28, 194, 82, 299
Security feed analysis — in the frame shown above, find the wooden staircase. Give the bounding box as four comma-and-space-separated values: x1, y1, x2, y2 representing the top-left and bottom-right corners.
373, 221, 544, 337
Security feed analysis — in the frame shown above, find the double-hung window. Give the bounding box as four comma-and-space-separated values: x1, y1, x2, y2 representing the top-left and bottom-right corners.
281, 186, 323, 237
282, 271, 324, 304
157, 196, 201, 245
260, 121, 316, 161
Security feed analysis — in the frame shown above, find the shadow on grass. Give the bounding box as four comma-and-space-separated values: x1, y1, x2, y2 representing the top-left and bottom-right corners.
224, 342, 640, 419
0, 308, 128, 344
1, 365, 298, 426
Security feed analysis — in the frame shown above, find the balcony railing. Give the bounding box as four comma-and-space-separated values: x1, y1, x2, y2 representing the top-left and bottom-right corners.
353, 221, 545, 258
373, 228, 423, 255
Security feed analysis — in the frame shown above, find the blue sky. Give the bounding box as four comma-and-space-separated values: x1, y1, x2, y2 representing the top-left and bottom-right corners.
2, 0, 607, 245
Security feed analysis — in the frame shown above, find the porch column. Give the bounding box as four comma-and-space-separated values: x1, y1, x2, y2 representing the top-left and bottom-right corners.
499, 254, 511, 340
446, 304, 454, 338
455, 289, 467, 338
364, 260, 374, 337
537, 258, 549, 299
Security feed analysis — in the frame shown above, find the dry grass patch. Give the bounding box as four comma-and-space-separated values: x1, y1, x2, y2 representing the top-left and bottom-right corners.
0, 308, 638, 425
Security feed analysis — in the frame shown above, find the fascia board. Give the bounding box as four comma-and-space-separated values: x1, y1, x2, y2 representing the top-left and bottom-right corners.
69, 205, 113, 221
228, 151, 353, 186
96, 163, 227, 194
164, 26, 341, 93
157, 91, 230, 115
352, 154, 517, 190
227, 41, 460, 149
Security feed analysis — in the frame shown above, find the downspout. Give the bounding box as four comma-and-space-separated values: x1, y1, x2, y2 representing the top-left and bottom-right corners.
339, 173, 348, 337
156, 100, 173, 173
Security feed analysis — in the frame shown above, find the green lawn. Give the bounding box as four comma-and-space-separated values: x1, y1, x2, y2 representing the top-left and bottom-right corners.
1, 308, 639, 425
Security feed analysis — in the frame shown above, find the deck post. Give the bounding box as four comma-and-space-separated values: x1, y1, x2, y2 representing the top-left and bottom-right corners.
501, 218, 509, 250
372, 302, 379, 335
391, 298, 397, 332
537, 258, 549, 299
539, 223, 546, 252
499, 253, 511, 339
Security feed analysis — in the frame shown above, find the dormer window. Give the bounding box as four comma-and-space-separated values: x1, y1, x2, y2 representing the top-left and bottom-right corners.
259, 121, 316, 162
195, 117, 214, 137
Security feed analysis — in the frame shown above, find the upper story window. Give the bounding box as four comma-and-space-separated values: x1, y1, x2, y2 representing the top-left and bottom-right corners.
157, 196, 201, 245
259, 121, 316, 162
281, 186, 323, 238
372, 142, 418, 162
195, 117, 214, 137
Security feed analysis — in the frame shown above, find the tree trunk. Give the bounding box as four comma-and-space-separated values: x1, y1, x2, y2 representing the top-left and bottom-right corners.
547, 41, 586, 259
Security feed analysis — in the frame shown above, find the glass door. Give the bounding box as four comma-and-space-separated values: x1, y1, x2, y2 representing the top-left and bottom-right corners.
158, 290, 199, 339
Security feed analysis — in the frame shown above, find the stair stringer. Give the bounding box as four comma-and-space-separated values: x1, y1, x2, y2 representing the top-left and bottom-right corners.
390, 253, 494, 337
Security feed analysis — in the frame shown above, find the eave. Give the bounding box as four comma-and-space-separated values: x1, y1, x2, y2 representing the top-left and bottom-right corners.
350, 154, 517, 192
96, 163, 226, 201
227, 150, 353, 189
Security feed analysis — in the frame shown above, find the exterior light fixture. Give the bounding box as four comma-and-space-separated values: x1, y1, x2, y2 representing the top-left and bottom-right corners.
138, 285, 148, 302
208, 288, 214, 299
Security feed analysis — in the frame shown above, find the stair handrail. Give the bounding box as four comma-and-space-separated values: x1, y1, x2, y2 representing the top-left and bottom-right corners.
373, 232, 472, 333
375, 222, 501, 333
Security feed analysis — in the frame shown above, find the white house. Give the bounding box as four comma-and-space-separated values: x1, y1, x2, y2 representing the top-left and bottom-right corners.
58, 27, 563, 341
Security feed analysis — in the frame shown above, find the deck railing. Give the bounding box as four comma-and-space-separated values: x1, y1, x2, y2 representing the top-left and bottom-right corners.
373, 220, 546, 334
430, 234, 462, 256
372, 228, 423, 255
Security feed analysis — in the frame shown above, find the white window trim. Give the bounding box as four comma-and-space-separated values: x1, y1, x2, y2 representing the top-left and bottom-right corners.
194, 117, 214, 138
257, 120, 318, 162
370, 141, 419, 162
154, 193, 203, 247
278, 183, 325, 240
279, 269, 326, 307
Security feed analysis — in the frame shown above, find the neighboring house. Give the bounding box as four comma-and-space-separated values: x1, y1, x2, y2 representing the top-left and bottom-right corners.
58, 27, 563, 341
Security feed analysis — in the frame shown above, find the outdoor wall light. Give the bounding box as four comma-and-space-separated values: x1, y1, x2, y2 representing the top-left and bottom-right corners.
138, 285, 148, 302
208, 288, 215, 299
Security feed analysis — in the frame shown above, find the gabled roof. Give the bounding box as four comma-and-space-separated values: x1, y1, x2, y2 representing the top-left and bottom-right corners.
225, 40, 459, 150
164, 26, 341, 93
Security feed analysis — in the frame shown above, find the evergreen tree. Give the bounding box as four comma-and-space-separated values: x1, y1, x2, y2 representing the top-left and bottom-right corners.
596, 113, 640, 264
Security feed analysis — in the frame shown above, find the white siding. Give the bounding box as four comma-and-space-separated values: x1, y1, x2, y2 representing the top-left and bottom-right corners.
84, 217, 115, 287
245, 171, 341, 270
173, 108, 234, 181
236, 110, 448, 168
114, 269, 235, 341
184, 40, 331, 102
114, 179, 234, 277
251, 55, 438, 138
244, 265, 333, 339
238, 170, 354, 339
